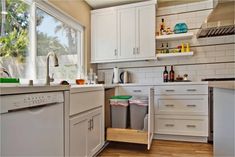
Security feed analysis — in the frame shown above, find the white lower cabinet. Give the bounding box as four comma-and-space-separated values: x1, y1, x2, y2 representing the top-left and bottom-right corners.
69, 87, 105, 157
70, 107, 104, 157
154, 83, 209, 142
70, 112, 89, 157
155, 115, 208, 136
87, 108, 103, 157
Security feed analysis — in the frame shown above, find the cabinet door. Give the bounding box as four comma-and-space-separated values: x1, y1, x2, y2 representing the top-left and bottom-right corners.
118, 7, 136, 59
69, 113, 89, 157
87, 108, 104, 157
136, 5, 155, 59
91, 10, 118, 62
148, 88, 154, 150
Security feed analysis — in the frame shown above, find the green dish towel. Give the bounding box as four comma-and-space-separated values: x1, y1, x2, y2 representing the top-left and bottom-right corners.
0, 78, 20, 83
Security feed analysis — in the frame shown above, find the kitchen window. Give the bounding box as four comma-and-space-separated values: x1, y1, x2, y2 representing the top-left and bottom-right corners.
0, 0, 30, 78
0, 0, 84, 82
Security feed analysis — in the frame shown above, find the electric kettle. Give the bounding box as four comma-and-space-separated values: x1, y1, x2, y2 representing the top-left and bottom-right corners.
120, 71, 129, 84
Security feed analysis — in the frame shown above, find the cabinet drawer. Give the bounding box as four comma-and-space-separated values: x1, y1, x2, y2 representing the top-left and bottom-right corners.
155, 115, 208, 136
118, 86, 151, 96
70, 90, 104, 116
155, 96, 208, 115
155, 85, 208, 95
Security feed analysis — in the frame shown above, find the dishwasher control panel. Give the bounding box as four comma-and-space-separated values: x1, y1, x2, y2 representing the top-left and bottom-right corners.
1, 92, 64, 114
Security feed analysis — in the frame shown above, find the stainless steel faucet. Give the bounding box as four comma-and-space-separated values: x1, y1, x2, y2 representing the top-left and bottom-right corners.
45, 52, 59, 85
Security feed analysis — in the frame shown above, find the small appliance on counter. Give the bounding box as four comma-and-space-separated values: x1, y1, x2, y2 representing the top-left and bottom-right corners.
112, 67, 119, 84
112, 67, 130, 84
120, 71, 129, 84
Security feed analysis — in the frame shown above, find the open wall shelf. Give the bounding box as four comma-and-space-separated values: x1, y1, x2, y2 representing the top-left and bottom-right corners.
156, 52, 194, 59
156, 32, 194, 41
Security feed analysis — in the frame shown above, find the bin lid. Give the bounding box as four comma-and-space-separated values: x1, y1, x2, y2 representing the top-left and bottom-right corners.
129, 96, 148, 106
110, 95, 132, 100
129, 96, 148, 101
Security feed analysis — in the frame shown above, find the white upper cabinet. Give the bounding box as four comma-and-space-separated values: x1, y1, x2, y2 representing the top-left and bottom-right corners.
136, 5, 155, 59
91, 0, 156, 63
118, 7, 136, 60
91, 9, 118, 62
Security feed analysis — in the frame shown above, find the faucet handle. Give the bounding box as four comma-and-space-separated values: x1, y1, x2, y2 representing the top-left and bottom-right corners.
50, 73, 55, 82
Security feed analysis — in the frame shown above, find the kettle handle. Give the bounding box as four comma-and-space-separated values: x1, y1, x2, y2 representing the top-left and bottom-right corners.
120, 72, 124, 83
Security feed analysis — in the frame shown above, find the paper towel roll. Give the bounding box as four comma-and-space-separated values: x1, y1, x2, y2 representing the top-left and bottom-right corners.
113, 67, 119, 84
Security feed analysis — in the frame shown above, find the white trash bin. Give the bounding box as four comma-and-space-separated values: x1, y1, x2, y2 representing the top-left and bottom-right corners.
110, 96, 131, 128
129, 96, 148, 130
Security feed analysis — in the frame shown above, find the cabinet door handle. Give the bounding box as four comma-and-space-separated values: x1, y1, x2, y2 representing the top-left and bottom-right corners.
187, 89, 197, 92
165, 89, 175, 92
133, 90, 142, 93
165, 104, 174, 107
187, 104, 196, 107
91, 118, 94, 130
186, 125, 196, 128
114, 49, 117, 56
88, 119, 91, 131
136, 47, 139, 54
133, 48, 136, 55
165, 124, 174, 127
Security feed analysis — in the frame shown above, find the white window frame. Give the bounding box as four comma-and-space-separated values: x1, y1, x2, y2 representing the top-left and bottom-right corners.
24, 0, 84, 81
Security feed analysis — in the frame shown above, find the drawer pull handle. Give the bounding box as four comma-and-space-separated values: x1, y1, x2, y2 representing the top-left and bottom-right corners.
186, 125, 196, 128
133, 90, 142, 93
187, 89, 197, 92
165, 104, 174, 107
165, 124, 174, 127
165, 89, 175, 92
187, 104, 196, 107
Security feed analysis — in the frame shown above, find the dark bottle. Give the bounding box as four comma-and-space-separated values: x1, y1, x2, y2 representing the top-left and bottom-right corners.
163, 66, 168, 82
161, 43, 164, 53
160, 18, 165, 35
169, 66, 175, 82
166, 43, 169, 53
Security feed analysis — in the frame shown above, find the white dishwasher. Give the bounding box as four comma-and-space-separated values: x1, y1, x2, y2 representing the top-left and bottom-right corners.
0, 91, 64, 157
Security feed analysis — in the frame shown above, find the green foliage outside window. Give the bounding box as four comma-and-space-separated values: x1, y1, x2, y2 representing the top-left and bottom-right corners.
0, 0, 29, 62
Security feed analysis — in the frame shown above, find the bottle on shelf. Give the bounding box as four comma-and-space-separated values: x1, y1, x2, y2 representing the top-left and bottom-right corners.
169, 66, 175, 82
163, 66, 168, 82
181, 42, 185, 52
186, 43, 190, 52
161, 43, 164, 53
160, 18, 165, 35
166, 43, 169, 53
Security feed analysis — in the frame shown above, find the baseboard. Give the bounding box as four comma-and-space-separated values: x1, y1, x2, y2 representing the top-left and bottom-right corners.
154, 134, 208, 143
93, 141, 109, 157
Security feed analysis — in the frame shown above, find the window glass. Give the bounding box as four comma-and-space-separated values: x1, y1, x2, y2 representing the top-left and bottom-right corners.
0, 1, 83, 82
0, 0, 30, 78
36, 8, 82, 81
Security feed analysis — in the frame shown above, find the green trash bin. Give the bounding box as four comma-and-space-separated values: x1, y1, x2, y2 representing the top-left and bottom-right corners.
110, 95, 132, 128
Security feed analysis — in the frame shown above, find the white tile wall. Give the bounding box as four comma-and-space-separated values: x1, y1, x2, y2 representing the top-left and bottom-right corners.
97, 0, 235, 84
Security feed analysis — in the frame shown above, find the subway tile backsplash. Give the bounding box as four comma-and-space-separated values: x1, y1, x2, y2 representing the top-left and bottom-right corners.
96, 0, 235, 84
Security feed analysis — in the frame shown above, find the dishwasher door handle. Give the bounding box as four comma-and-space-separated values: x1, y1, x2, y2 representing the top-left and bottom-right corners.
7, 102, 58, 113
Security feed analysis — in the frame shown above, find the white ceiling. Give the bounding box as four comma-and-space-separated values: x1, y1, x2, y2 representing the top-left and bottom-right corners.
85, 0, 207, 9
85, 0, 147, 9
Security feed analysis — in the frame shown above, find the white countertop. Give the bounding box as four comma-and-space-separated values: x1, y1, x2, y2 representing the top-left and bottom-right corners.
104, 81, 208, 88
208, 81, 235, 90
0, 81, 210, 95
0, 84, 70, 95
70, 84, 104, 93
